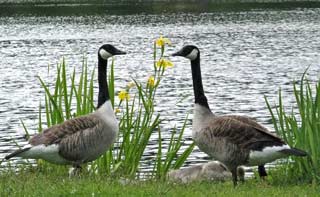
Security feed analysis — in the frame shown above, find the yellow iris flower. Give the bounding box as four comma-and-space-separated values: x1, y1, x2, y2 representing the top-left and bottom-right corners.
156, 35, 171, 47
115, 108, 121, 114
126, 81, 135, 90
147, 76, 155, 87
118, 90, 130, 101
156, 58, 174, 69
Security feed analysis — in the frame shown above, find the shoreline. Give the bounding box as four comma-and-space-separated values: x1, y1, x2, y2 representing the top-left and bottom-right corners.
1, 0, 319, 6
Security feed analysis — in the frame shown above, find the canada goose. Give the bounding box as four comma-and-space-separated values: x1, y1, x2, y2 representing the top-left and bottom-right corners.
168, 161, 245, 183
5, 44, 126, 173
172, 45, 307, 186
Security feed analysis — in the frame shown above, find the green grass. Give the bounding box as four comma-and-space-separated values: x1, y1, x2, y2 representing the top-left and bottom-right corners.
0, 169, 318, 197
265, 70, 320, 184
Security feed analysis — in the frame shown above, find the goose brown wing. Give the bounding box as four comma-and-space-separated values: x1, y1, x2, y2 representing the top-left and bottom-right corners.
58, 119, 107, 161
205, 116, 285, 151
29, 115, 100, 146
226, 115, 283, 140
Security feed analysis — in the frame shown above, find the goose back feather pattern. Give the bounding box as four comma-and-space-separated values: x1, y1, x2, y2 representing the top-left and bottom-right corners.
193, 115, 285, 168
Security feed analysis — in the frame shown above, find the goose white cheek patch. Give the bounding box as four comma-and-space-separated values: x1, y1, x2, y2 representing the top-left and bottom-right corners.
99, 48, 112, 60
186, 49, 199, 60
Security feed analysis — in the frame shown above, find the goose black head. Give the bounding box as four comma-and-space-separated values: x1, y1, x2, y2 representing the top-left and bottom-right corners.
172, 45, 199, 61
98, 44, 126, 61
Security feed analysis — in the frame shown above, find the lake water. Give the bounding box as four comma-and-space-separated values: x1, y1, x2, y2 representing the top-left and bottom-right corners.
0, 5, 320, 176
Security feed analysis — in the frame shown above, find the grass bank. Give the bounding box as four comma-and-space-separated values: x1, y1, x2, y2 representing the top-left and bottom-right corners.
0, 169, 318, 196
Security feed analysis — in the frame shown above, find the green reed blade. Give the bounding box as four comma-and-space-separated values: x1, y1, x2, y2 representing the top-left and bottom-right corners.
61, 58, 70, 119
77, 61, 84, 113
20, 119, 30, 140
173, 143, 195, 170
88, 67, 95, 112
44, 94, 51, 127
82, 59, 88, 114
38, 101, 42, 132
68, 68, 76, 117
38, 76, 63, 122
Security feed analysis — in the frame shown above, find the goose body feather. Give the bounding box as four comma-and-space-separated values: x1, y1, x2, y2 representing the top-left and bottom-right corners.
18, 101, 118, 164
193, 104, 288, 168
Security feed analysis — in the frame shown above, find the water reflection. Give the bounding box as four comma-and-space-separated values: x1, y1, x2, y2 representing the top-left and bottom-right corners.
0, 7, 320, 176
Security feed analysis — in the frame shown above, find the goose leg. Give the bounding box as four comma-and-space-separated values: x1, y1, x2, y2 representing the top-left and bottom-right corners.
231, 168, 238, 187
237, 166, 245, 183
258, 165, 267, 180
69, 165, 82, 177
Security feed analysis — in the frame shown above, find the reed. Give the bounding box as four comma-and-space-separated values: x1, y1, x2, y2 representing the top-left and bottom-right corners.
19, 37, 193, 179
265, 70, 320, 184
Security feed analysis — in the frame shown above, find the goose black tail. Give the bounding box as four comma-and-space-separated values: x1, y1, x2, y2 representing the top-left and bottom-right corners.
5, 147, 31, 160
279, 147, 308, 157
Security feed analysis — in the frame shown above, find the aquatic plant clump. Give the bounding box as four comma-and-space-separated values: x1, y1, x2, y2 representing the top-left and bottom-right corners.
265, 71, 320, 184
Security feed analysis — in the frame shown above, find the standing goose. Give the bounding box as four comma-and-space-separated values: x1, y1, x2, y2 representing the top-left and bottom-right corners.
172, 45, 307, 186
5, 44, 126, 173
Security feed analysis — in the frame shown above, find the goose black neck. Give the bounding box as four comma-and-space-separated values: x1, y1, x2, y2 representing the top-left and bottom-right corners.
97, 57, 110, 108
190, 55, 210, 109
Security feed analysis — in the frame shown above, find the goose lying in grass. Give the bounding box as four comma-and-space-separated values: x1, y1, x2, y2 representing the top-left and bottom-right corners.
5, 44, 126, 175
168, 161, 245, 183
171, 45, 308, 186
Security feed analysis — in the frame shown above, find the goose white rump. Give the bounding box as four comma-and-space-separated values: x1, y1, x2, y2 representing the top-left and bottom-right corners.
18, 144, 68, 164
248, 144, 290, 166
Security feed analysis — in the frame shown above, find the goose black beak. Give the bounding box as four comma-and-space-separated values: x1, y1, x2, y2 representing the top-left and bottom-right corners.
171, 51, 180, 57
171, 50, 183, 57
115, 49, 127, 55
